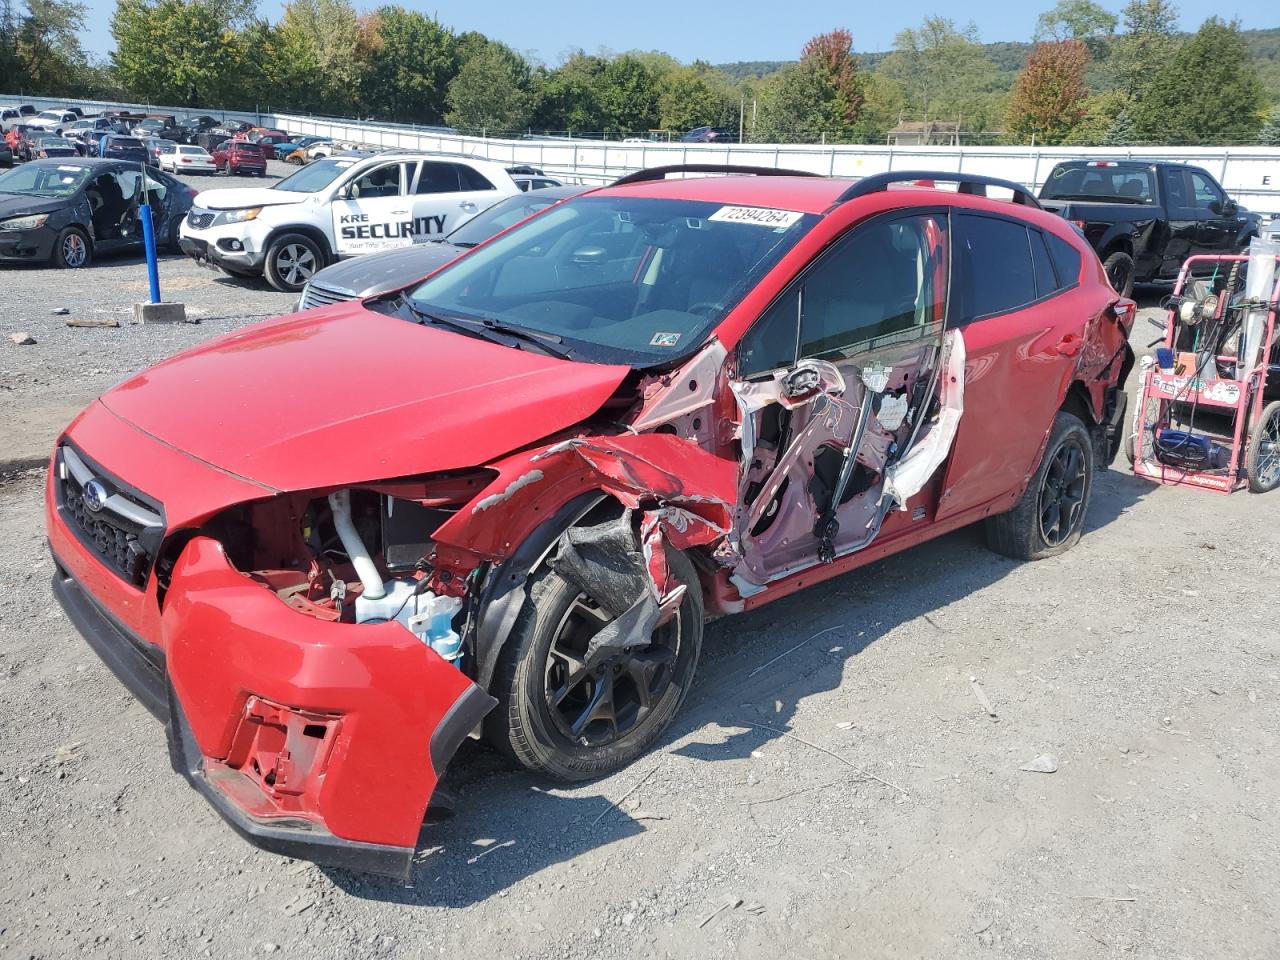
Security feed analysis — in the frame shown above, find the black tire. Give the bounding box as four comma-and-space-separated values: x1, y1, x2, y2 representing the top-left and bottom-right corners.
52, 227, 91, 269
1103, 251, 1135, 299
985, 412, 1094, 560
166, 216, 182, 254
486, 545, 704, 781
263, 232, 323, 292
1245, 400, 1280, 493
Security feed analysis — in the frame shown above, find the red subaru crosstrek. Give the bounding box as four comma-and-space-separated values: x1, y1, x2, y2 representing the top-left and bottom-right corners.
47, 166, 1135, 877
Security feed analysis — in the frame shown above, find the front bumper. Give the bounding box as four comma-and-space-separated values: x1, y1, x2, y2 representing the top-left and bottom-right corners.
0, 224, 58, 263
47, 451, 495, 878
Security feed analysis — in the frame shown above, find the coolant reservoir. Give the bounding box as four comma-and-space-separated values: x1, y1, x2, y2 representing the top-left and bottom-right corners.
355, 579, 464, 663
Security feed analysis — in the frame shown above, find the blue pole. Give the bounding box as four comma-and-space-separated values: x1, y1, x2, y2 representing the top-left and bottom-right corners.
138, 161, 160, 303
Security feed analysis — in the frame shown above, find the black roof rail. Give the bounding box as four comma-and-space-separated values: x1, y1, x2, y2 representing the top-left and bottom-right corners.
836, 170, 1042, 209
611, 164, 822, 187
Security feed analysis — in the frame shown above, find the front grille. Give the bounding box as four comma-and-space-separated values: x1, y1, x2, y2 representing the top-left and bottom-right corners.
186, 208, 216, 230
299, 283, 353, 310
57, 445, 165, 589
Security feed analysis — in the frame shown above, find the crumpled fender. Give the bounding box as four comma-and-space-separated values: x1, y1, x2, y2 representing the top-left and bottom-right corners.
432, 433, 737, 570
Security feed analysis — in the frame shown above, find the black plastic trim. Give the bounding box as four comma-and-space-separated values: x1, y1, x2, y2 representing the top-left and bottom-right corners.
837, 170, 1042, 209
428, 683, 497, 774
51, 557, 168, 719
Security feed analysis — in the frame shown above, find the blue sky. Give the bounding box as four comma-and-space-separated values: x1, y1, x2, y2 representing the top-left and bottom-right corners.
75, 0, 1276, 62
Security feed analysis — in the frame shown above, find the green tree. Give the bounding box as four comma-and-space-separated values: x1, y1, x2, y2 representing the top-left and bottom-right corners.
1006, 39, 1091, 144
111, 0, 244, 105
595, 54, 659, 135
11, 0, 92, 95
752, 58, 835, 143
357, 7, 457, 123
1259, 108, 1280, 145
532, 51, 607, 132
878, 18, 1004, 130
1034, 0, 1117, 57
1102, 108, 1135, 144
1062, 89, 1127, 144
656, 61, 736, 133
273, 0, 366, 114
1112, 0, 1181, 102
445, 40, 533, 133
1133, 17, 1265, 143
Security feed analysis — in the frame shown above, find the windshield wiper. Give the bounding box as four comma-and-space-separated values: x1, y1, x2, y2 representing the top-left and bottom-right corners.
401, 298, 572, 360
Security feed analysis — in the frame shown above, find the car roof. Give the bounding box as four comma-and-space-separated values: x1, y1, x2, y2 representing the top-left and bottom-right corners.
594, 174, 852, 215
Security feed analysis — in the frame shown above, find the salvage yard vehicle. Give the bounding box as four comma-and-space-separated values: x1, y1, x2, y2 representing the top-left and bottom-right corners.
31, 136, 78, 159
159, 144, 217, 175
48, 165, 1136, 877
1038, 160, 1260, 297
26, 109, 79, 135
179, 151, 521, 292
297, 184, 585, 309
210, 139, 267, 177
0, 158, 196, 267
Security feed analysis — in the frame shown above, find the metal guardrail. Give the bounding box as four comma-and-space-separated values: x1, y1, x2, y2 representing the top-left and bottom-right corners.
7, 92, 1280, 213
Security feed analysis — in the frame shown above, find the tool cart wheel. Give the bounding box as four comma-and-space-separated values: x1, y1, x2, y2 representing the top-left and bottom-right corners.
1245, 400, 1280, 493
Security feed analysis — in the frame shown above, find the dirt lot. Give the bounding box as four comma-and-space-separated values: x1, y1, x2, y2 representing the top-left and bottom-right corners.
2, 218, 1279, 960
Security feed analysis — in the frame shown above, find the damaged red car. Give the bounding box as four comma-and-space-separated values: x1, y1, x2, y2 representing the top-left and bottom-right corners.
47, 166, 1136, 878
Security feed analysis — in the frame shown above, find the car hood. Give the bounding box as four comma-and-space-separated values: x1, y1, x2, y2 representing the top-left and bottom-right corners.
308, 243, 465, 298
97, 302, 631, 492
193, 186, 310, 211
0, 193, 68, 218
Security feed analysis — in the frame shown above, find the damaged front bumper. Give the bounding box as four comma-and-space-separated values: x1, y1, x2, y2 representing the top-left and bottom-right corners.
49, 507, 494, 879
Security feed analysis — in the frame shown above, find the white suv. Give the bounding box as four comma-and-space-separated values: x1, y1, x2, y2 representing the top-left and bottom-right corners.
179, 151, 520, 292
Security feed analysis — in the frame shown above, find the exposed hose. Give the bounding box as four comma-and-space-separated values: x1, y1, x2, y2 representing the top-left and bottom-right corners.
327, 490, 386, 600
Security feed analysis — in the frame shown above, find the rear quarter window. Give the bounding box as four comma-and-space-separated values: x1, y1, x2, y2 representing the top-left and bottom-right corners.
1047, 232, 1083, 286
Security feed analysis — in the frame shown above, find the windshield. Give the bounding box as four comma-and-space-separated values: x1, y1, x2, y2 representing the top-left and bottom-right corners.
272, 157, 360, 194
410, 195, 818, 366
36, 111, 61, 121
446, 193, 571, 247
1041, 164, 1155, 204
110, 137, 143, 148
0, 163, 89, 196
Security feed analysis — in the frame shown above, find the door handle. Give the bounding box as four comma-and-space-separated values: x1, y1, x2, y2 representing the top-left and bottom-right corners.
1054, 333, 1084, 357
459, 201, 476, 210
390, 209, 408, 215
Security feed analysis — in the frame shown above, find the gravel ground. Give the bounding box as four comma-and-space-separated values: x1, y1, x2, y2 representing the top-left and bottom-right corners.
2, 228, 1279, 960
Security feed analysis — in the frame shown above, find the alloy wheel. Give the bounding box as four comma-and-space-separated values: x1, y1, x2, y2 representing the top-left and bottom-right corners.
543, 596, 680, 748
1038, 437, 1087, 546
276, 244, 316, 286
62, 233, 87, 267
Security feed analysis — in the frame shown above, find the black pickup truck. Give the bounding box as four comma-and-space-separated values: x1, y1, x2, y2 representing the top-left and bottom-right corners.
1038, 160, 1260, 297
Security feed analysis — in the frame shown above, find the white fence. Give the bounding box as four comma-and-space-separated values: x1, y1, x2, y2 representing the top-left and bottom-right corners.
9, 92, 1280, 213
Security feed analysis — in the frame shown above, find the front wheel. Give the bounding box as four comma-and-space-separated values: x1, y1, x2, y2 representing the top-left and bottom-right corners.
985, 412, 1094, 560
486, 545, 704, 781
52, 227, 91, 269
263, 233, 323, 292
1245, 401, 1280, 493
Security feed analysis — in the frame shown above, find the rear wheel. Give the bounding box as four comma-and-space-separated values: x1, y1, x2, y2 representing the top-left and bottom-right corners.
263, 233, 323, 292
985, 412, 1094, 560
1103, 251, 1135, 299
1245, 401, 1280, 493
487, 547, 703, 781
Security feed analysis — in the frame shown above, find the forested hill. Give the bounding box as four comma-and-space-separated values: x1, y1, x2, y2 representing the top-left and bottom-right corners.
717, 26, 1280, 98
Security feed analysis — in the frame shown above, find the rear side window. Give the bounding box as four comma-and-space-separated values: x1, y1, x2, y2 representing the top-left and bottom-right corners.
416, 162, 460, 194
1047, 233, 1082, 286
1030, 229, 1059, 299
458, 165, 495, 191
955, 214, 1036, 321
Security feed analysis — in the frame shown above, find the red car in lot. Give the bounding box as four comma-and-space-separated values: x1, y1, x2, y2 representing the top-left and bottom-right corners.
47, 166, 1135, 878
210, 140, 267, 176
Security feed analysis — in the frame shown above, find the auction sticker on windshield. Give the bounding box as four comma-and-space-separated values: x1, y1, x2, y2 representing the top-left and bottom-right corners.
708, 206, 804, 228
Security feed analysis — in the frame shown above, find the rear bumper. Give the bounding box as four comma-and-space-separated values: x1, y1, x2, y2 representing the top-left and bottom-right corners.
48, 477, 495, 877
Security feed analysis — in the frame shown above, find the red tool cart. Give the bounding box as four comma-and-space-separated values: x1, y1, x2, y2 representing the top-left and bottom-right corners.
1128, 251, 1280, 494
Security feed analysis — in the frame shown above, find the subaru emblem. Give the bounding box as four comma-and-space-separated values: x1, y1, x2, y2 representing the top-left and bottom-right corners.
83, 478, 108, 513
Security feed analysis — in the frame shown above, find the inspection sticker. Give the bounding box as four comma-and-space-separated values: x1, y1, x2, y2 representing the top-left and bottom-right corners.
650, 331, 681, 347
708, 206, 803, 228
